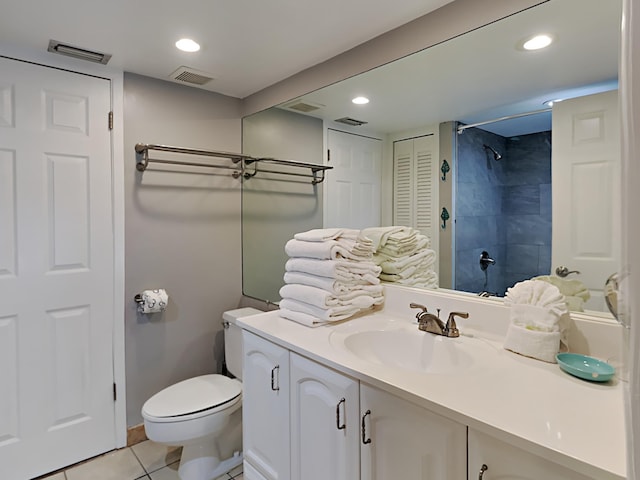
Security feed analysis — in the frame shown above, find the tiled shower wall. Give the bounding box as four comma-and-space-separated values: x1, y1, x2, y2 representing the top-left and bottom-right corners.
455, 127, 551, 295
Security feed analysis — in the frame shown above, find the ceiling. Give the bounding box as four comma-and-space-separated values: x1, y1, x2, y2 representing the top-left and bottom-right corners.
0, 0, 454, 99
276, 0, 621, 137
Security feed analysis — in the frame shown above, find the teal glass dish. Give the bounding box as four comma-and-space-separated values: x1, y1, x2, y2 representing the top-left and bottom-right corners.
556, 353, 615, 382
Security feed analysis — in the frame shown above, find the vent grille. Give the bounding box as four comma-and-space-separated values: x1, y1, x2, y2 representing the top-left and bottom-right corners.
47, 40, 111, 65
334, 117, 368, 126
283, 101, 322, 113
170, 66, 214, 86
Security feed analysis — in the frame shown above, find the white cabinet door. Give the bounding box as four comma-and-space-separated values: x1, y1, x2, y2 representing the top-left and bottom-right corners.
242, 331, 291, 480
360, 383, 466, 480
290, 353, 360, 480
468, 429, 594, 480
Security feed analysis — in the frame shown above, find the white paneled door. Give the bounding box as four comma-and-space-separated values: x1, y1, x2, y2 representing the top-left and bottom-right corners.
552, 90, 620, 311
0, 57, 116, 478
326, 129, 382, 229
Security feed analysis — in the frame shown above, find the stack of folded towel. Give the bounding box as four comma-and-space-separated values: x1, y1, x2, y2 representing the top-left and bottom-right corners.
279, 228, 384, 327
361, 226, 438, 288
503, 279, 570, 363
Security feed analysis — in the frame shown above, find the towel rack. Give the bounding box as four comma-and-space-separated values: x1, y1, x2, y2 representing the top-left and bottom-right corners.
134, 143, 332, 184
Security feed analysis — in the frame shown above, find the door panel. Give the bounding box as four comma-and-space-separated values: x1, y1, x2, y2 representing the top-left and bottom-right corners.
0, 57, 115, 479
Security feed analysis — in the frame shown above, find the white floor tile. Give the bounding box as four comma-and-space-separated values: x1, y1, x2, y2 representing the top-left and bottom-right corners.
131, 440, 182, 473
228, 465, 243, 477
148, 461, 180, 480
65, 448, 146, 480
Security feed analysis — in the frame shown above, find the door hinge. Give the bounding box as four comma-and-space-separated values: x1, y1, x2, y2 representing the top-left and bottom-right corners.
108, 111, 114, 130
327, 149, 331, 162
113, 382, 117, 401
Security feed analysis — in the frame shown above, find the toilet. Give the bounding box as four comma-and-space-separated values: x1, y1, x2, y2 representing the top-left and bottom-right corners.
142, 307, 261, 480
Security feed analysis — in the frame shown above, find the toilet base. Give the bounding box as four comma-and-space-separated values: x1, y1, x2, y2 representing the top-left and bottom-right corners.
178, 439, 243, 480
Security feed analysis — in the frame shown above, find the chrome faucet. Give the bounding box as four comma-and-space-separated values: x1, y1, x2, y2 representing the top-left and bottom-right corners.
409, 303, 469, 338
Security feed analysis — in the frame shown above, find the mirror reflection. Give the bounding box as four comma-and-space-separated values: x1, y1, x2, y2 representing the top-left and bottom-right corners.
242, 0, 621, 317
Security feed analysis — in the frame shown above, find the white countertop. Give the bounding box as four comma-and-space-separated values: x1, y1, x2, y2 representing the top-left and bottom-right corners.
238, 288, 627, 480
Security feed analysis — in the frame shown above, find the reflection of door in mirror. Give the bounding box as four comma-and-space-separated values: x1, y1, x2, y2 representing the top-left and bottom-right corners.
551, 90, 620, 311
325, 129, 382, 229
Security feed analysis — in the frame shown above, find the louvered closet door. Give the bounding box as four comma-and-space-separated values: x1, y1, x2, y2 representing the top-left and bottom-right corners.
392, 135, 438, 262
0, 57, 116, 479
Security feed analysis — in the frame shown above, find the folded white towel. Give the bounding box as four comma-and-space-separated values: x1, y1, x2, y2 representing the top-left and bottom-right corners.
279, 283, 384, 309
382, 269, 439, 288
503, 324, 562, 363
285, 238, 373, 261
283, 271, 382, 294
361, 226, 410, 250
379, 249, 436, 274
294, 228, 360, 242
285, 258, 381, 284
279, 308, 332, 327
279, 298, 362, 321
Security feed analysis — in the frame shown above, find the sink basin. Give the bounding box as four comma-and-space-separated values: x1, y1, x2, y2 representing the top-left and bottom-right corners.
329, 315, 498, 374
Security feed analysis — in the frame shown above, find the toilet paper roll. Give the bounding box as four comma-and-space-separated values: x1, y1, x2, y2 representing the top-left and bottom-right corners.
138, 289, 168, 314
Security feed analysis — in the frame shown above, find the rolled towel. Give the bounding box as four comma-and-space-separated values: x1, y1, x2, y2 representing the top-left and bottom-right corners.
285, 258, 381, 284
294, 228, 359, 242
284, 271, 381, 294
503, 324, 562, 363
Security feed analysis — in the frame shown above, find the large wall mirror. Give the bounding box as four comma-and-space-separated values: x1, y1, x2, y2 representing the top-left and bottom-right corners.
242, 0, 622, 321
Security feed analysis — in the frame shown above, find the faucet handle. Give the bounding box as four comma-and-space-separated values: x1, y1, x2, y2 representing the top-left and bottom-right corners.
446, 312, 469, 337
409, 303, 428, 313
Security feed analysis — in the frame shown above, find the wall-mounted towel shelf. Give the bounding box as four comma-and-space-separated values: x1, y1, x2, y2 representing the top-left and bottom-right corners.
135, 143, 332, 184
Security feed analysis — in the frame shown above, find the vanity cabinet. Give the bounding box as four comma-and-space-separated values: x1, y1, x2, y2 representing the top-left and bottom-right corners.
242, 331, 291, 480
467, 429, 595, 480
243, 331, 467, 480
360, 383, 466, 480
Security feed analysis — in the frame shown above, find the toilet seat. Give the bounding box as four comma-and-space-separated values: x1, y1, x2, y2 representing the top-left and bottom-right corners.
142, 374, 241, 423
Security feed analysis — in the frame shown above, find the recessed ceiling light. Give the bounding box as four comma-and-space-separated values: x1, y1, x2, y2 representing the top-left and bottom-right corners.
175, 38, 200, 53
352, 96, 369, 105
522, 34, 553, 51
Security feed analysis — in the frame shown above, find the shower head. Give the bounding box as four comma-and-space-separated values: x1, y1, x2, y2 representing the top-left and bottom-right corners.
483, 144, 502, 161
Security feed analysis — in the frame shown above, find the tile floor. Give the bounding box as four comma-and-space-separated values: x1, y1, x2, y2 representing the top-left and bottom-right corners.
38, 440, 243, 480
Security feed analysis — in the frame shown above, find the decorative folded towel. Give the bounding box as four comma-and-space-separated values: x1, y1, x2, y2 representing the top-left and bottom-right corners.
285, 238, 373, 261
285, 258, 381, 284
503, 280, 570, 362
279, 298, 362, 322
294, 228, 360, 242
283, 271, 381, 294
532, 275, 591, 312
279, 284, 384, 309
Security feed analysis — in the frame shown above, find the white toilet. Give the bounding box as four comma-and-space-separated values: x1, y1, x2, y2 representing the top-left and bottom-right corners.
142, 307, 261, 480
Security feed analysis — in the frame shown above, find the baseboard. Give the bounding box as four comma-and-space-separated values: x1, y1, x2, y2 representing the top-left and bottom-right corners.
127, 424, 147, 447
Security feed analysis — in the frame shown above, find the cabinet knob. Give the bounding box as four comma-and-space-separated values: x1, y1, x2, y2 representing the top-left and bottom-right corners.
478, 464, 488, 480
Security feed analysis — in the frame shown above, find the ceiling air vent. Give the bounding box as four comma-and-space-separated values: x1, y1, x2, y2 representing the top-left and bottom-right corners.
170, 66, 214, 86
283, 100, 323, 113
47, 40, 111, 65
334, 117, 368, 126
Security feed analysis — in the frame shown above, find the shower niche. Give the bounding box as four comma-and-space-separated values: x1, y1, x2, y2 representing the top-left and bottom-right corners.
454, 126, 552, 296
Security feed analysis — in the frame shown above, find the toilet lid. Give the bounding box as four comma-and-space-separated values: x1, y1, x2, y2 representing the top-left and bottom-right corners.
143, 374, 241, 418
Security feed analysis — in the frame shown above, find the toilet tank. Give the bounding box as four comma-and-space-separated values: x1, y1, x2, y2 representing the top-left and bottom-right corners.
223, 307, 262, 380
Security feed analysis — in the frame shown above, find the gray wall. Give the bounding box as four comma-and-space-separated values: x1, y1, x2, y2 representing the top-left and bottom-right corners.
124, 73, 243, 426
242, 108, 323, 303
